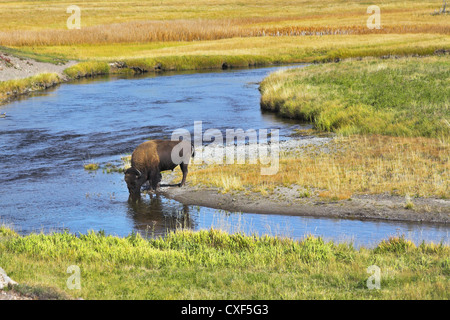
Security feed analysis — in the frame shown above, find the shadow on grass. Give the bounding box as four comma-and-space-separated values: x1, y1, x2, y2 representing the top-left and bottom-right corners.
10, 284, 74, 300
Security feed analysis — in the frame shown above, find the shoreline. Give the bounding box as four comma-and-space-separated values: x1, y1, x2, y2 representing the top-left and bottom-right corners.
0, 53, 76, 82
160, 185, 450, 225
1, 47, 448, 106
158, 137, 450, 225
0, 51, 77, 105
0, 56, 276, 105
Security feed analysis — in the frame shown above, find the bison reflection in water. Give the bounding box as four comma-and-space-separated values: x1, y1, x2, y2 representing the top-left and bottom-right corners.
124, 139, 194, 200
127, 193, 193, 236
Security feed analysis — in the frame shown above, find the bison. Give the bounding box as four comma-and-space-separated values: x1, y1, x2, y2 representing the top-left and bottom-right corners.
124, 139, 194, 200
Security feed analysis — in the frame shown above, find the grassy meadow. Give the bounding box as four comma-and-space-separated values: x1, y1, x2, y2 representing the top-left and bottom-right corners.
1, 225, 449, 299
260, 56, 450, 138
17, 33, 450, 63
0, 0, 448, 45
186, 134, 449, 201
0, 0, 448, 61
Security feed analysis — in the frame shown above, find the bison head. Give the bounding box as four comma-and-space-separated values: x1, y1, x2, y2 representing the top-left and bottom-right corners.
124, 167, 143, 199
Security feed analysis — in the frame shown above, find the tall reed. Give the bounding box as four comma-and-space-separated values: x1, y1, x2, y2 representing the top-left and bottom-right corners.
1, 19, 448, 46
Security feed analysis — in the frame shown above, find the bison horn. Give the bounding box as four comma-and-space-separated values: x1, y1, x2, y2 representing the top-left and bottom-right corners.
125, 167, 142, 177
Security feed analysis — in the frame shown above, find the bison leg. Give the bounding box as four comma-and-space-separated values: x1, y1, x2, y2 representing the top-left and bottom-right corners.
149, 170, 162, 191
179, 163, 188, 187
156, 172, 162, 189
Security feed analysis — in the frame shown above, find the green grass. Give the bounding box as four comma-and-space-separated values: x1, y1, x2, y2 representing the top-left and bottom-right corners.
122, 54, 271, 72
0, 73, 61, 103
14, 33, 449, 62
0, 61, 110, 104
260, 56, 450, 139
1, 225, 448, 299
83, 163, 99, 171
0, 45, 67, 64
63, 61, 110, 78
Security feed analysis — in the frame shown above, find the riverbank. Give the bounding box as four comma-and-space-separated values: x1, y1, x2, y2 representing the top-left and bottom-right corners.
157, 136, 449, 224
2, 34, 449, 105
1, 225, 448, 300
0, 49, 77, 104
162, 186, 450, 224
260, 55, 450, 139
153, 56, 450, 224
0, 53, 74, 82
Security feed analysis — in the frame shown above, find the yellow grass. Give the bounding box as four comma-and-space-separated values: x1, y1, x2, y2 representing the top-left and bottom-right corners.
1, 1, 448, 30
1, 17, 448, 46
0, 0, 448, 47
0, 0, 447, 75
12, 34, 450, 62
186, 135, 449, 199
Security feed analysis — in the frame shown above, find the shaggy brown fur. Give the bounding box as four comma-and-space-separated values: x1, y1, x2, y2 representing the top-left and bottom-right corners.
131, 140, 160, 173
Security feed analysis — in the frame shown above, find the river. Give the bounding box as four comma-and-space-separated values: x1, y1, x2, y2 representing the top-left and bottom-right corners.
0, 65, 448, 248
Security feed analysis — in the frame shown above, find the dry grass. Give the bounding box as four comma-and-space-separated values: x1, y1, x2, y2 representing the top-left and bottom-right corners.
1, 19, 448, 46
0, 0, 448, 46
11, 33, 449, 63
1, 0, 448, 72
187, 135, 449, 199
